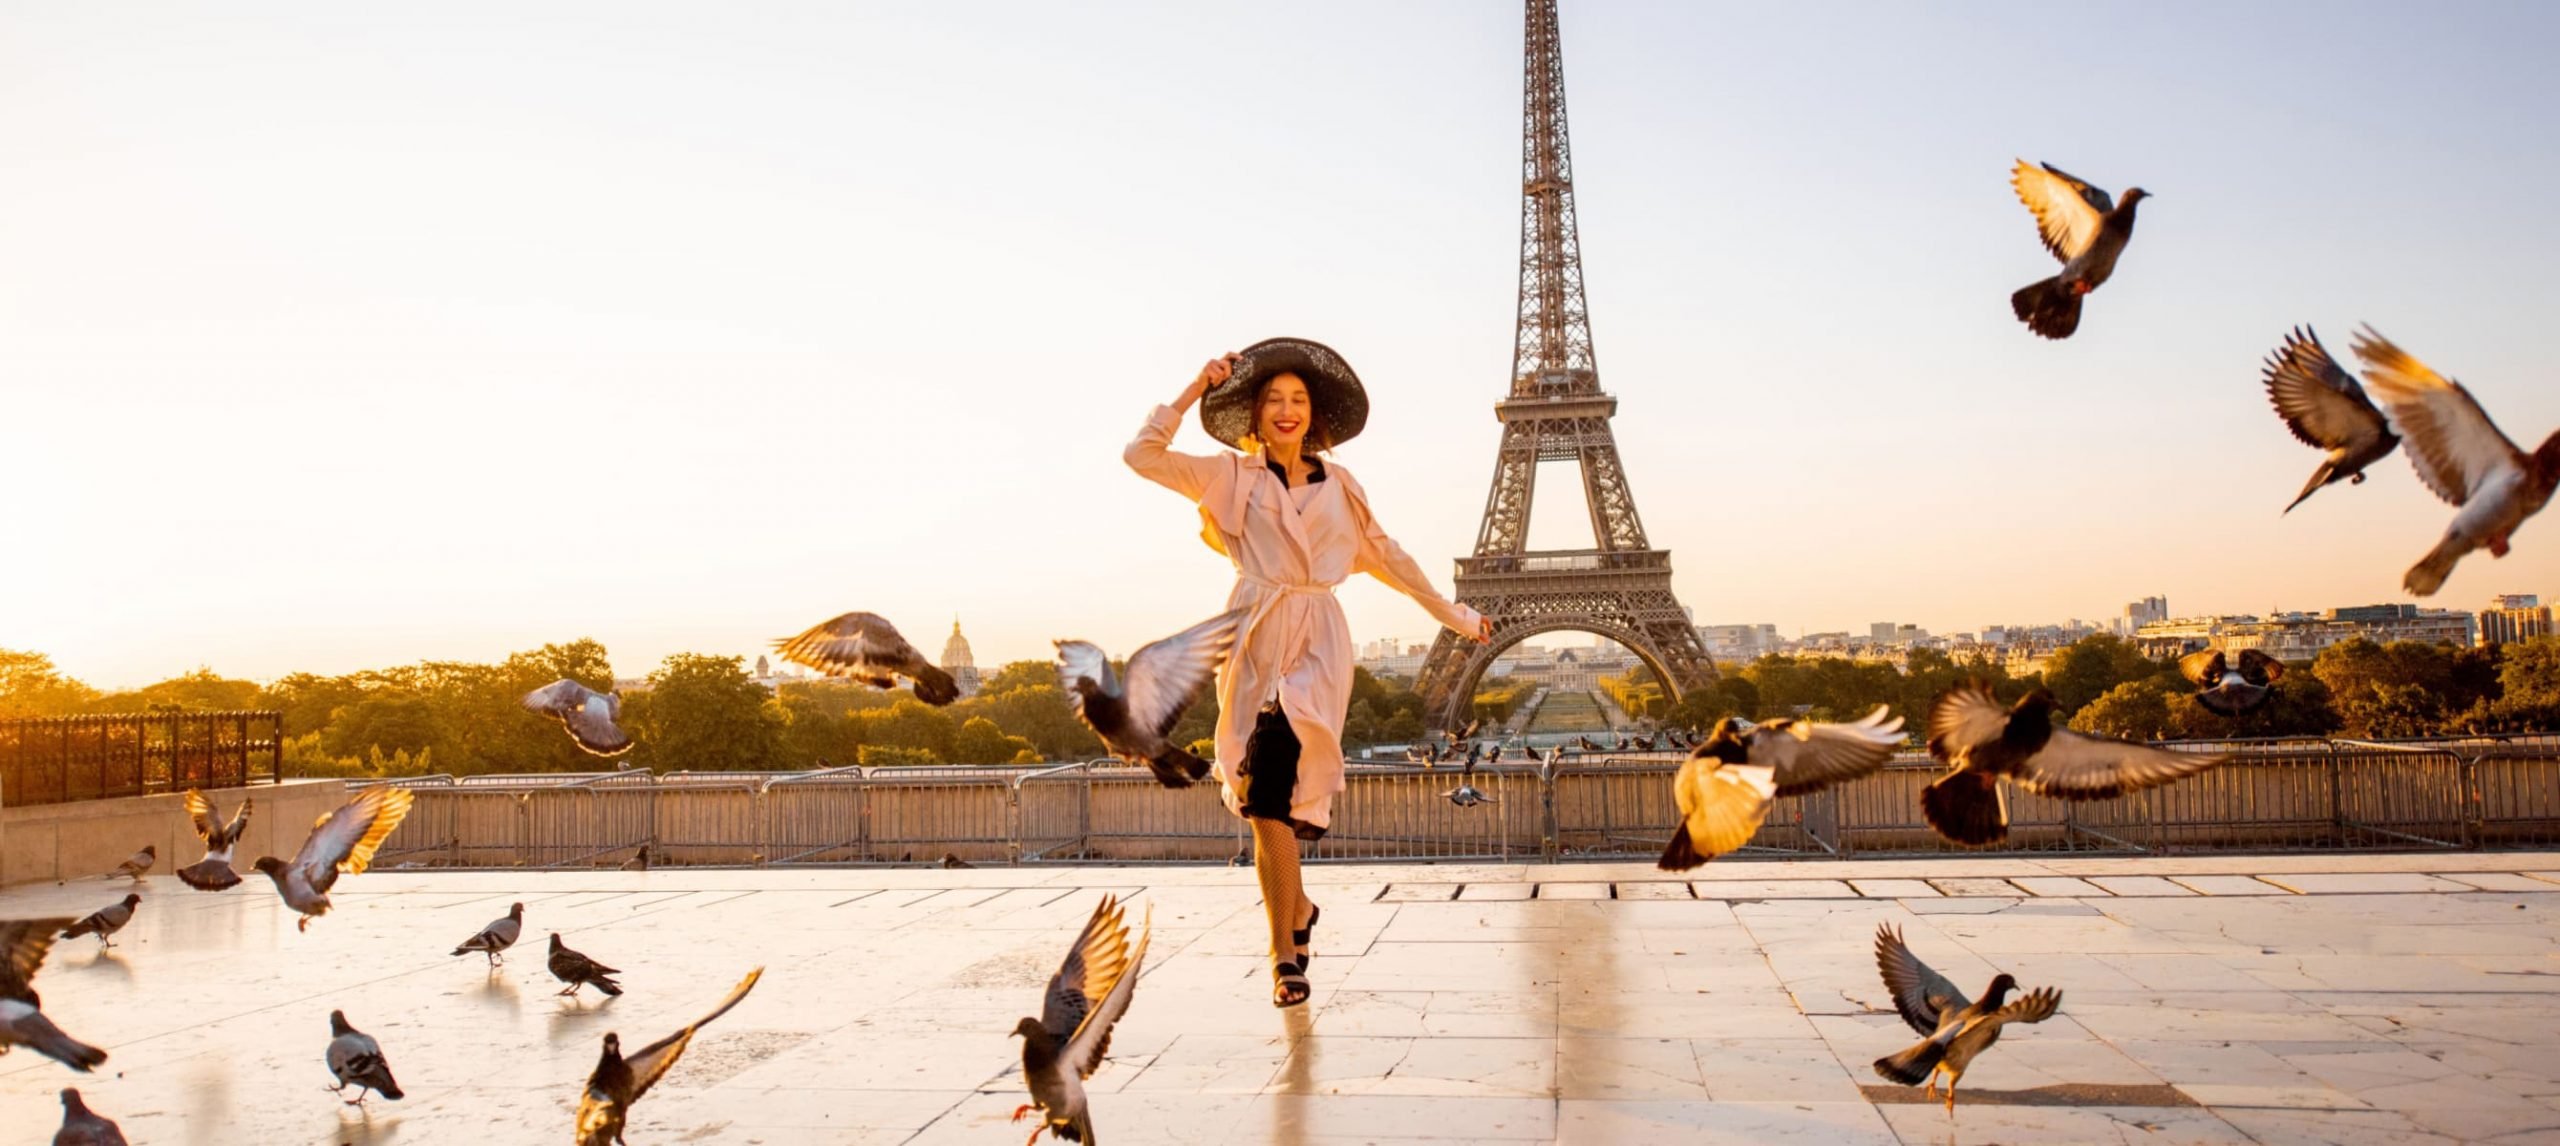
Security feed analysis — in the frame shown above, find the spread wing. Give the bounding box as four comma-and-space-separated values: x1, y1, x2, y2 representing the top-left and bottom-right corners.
773, 612, 922, 677
2264, 326, 2389, 450
1053, 640, 1117, 699
1042, 896, 1147, 1079
2013, 160, 2112, 262
0, 917, 76, 1001
1060, 901, 1149, 1077
293, 787, 415, 880
2236, 649, 2285, 685
185, 789, 222, 843
219, 795, 253, 848
1991, 985, 2063, 1027
1925, 683, 2012, 764
521, 679, 582, 716
622, 967, 763, 1102
1674, 761, 1775, 856
1753, 706, 1904, 797
2177, 649, 2227, 688
1874, 924, 1970, 1037
2353, 326, 2526, 507
2015, 732, 2221, 799
1121, 609, 1247, 737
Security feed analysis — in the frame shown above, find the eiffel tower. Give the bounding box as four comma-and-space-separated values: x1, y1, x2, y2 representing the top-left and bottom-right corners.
1415, 0, 1716, 732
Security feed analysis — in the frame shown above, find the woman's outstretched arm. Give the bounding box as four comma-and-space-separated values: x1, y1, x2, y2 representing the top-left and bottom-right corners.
1346, 474, 1489, 642
1124, 353, 1238, 502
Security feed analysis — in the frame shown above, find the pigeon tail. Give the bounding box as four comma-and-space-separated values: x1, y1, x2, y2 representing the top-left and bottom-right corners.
1144, 745, 1212, 790
1656, 823, 1710, 872
909, 664, 961, 706
2010, 276, 2082, 340
593, 975, 625, 997
1921, 771, 2009, 846
2405, 534, 2470, 597
19, 1015, 109, 1072
176, 860, 241, 892
2283, 461, 2339, 514
1873, 1037, 1947, 1086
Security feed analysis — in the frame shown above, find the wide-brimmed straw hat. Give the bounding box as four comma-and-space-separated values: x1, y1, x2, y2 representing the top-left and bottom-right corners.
1199, 337, 1369, 451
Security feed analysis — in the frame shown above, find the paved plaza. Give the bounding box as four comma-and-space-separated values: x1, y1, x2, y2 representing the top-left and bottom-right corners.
3, 853, 2558, 1144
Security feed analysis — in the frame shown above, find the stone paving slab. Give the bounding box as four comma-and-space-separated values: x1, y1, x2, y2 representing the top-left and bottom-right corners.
2, 851, 2557, 1143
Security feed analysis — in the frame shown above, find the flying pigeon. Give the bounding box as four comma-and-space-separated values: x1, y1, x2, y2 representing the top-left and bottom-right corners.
253, 786, 413, 932
575, 967, 762, 1146
1871, 924, 2062, 1113
942, 853, 975, 869
1055, 608, 1247, 788
772, 612, 958, 704
58, 896, 140, 951
177, 790, 253, 891
523, 680, 633, 757
1444, 748, 1498, 808
0, 918, 108, 1071
451, 903, 524, 968
2009, 160, 2149, 340
2350, 327, 2560, 596
1659, 707, 1906, 871
1922, 684, 2221, 846
104, 847, 152, 882
1013, 896, 1152, 1146
324, 1010, 403, 1104
53, 1088, 128, 1146
2263, 325, 2398, 513
2179, 648, 2284, 718
548, 933, 624, 998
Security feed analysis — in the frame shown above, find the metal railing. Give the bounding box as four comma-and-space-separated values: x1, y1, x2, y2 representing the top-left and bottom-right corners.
0, 711, 283, 808
349, 732, 2560, 868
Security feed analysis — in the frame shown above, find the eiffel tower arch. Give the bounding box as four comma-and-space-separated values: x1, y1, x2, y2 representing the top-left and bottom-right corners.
1416, 0, 1716, 732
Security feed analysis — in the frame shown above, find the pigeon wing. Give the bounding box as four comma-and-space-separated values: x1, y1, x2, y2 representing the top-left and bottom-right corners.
562, 693, 633, 757
2013, 160, 2112, 262
1993, 985, 2063, 1027
0, 917, 76, 1002
1874, 924, 1970, 1037
2354, 326, 2527, 507
1754, 706, 1904, 797
2236, 649, 2285, 686
621, 967, 763, 1103
293, 787, 415, 883
219, 796, 254, 849
1054, 640, 1117, 699
184, 790, 221, 843
1059, 902, 1149, 1079
774, 612, 915, 677
2264, 326, 2389, 450
1121, 609, 1247, 737
2177, 649, 2227, 689
2014, 732, 2221, 800
1676, 762, 1775, 856
1925, 684, 2012, 764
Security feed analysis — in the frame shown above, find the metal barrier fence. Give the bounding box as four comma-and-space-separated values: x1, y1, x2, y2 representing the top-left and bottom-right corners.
0, 711, 283, 808
353, 732, 2560, 868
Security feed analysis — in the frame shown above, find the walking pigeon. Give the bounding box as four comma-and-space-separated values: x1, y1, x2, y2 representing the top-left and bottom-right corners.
2180, 649, 2284, 718
1013, 896, 1151, 1146
523, 679, 633, 757
2009, 160, 2149, 340
1055, 608, 1247, 789
0, 918, 108, 1071
324, 1010, 403, 1104
2350, 327, 2560, 596
53, 1088, 127, 1146
1659, 707, 1906, 871
177, 790, 253, 891
548, 933, 624, 997
1870, 924, 2061, 1113
58, 896, 140, 951
942, 853, 975, 869
619, 845, 650, 872
253, 786, 413, 932
1444, 748, 1498, 808
773, 611, 958, 704
2263, 325, 2398, 513
451, 903, 524, 968
575, 968, 763, 1146
104, 847, 152, 882
1922, 684, 2221, 846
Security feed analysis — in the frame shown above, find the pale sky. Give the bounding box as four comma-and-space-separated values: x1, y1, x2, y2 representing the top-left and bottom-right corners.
6, 1, 2559, 688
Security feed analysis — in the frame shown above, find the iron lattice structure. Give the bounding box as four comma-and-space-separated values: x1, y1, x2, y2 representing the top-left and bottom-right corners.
1416, 0, 1716, 731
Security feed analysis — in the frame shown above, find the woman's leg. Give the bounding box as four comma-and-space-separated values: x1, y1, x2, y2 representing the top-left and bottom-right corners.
1252, 818, 1315, 1005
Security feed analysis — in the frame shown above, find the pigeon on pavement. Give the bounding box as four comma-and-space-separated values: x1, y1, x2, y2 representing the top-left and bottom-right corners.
178, 790, 253, 891
324, 1010, 403, 1104
53, 1088, 127, 1146
253, 786, 414, 932
575, 968, 763, 1146
1922, 684, 2220, 846
1871, 924, 2061, 1113
451, 903, 524, 968
1013, 896, 1151, 1146
1056, 608, 1246, 788
104, 847, 152, 882
773, 612, 958, 704
1659, 707, 1906, 871
58, 896, 140, 951
0, 919, 108, 1071
2264, 326, 2398, 513
2180, 649, 2285, 717
523, 680, 634, 757
2009, 160, 2148, 340
2351, 326, 2560, 596
548, 933, 624, 998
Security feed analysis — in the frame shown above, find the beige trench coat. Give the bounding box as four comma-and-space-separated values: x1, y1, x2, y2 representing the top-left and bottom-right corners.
1126, 404, 1481, 830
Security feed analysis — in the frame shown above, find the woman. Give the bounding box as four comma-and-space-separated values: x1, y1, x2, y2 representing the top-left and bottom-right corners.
1125, 337, 1490, 1007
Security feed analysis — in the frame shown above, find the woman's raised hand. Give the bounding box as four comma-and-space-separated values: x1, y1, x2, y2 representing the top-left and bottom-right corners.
1470, 616, 1493, 644
1179, 352, 1240, 409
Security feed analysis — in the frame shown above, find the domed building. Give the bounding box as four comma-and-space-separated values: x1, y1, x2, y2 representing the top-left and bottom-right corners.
941, 619, 983, 700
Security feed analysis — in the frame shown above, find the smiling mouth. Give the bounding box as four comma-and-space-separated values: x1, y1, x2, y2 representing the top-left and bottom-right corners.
1274, 421, 1302, 434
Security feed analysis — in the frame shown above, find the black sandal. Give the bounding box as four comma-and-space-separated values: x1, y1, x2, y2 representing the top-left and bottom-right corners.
1272, 958, 1311, 1009
1292, 903, 1322, 969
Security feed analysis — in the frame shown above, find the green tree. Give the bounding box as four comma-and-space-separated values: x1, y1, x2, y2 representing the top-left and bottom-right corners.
2071, 678, 2176, 740
950, 716, 1036, 764
858, 744, 940, 767
323, 695, 447, 761
95, 668, 263, 712
623, 653, 781, 771
0, 649, 99, 718
2038, 635, 2167, 715
2313, 638, 2489, 738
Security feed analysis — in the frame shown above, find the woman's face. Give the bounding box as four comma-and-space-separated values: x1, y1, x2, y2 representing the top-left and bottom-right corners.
1256, 372, 1314, 450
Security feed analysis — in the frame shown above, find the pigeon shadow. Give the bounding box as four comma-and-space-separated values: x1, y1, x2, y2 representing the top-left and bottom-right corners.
325, 1102, 403, 1143
71, 948, 134, 985
545, 995, 616, 1040
470, 971, 521, 1017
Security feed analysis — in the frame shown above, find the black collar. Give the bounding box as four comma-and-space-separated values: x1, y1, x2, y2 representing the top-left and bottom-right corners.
1264, 454, 1326, 487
